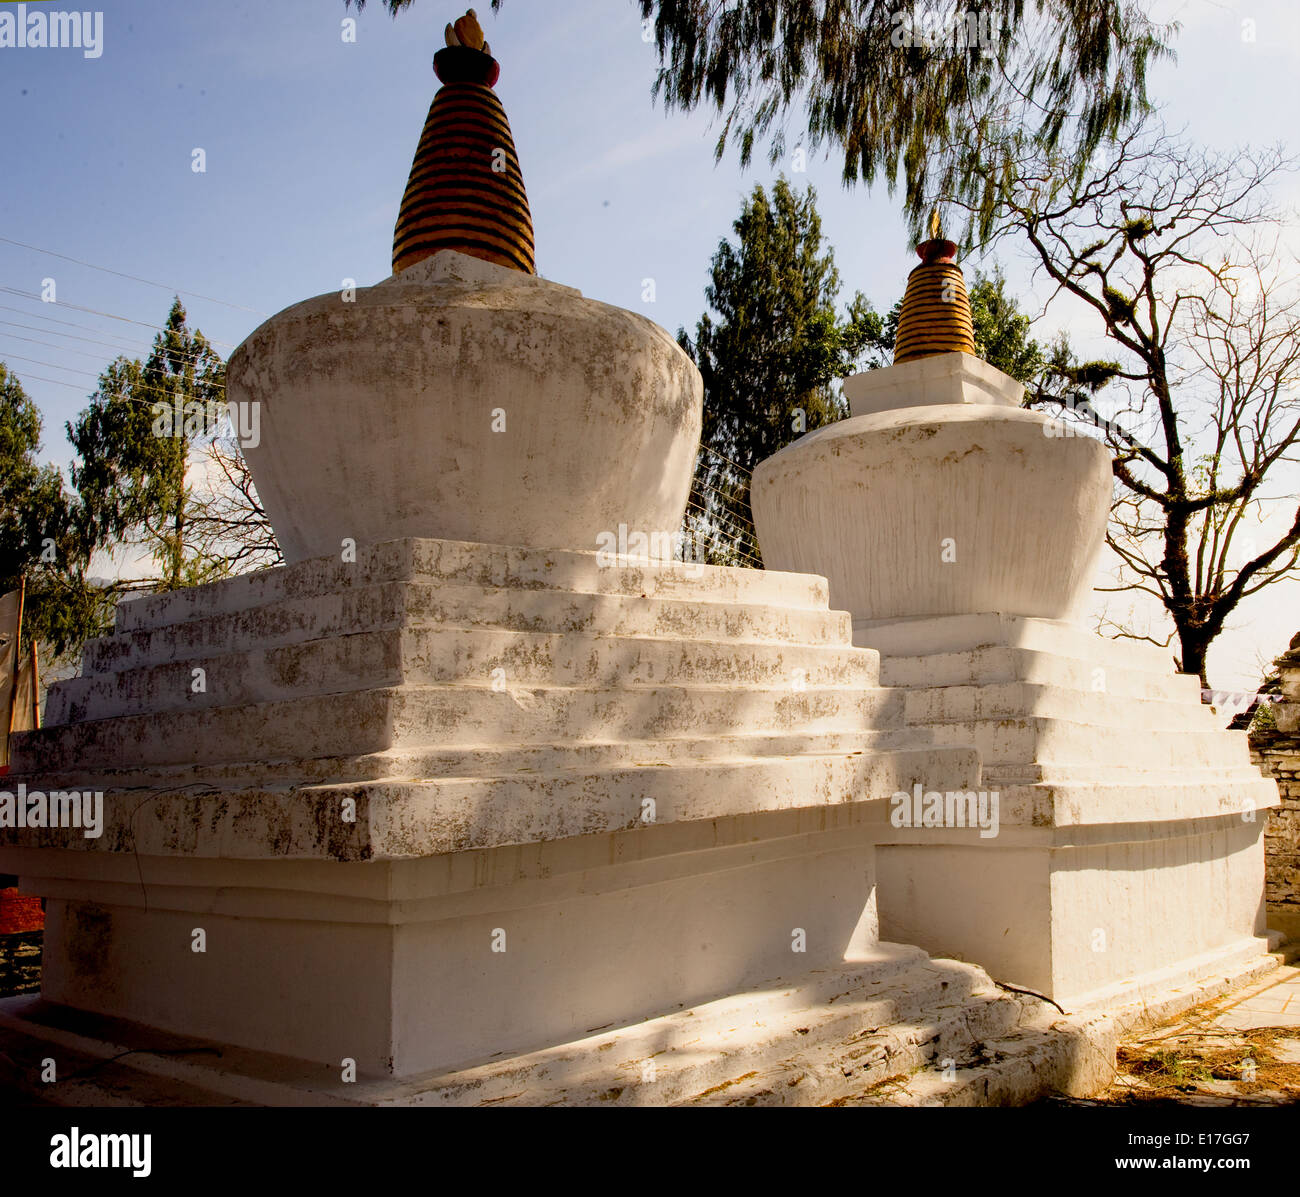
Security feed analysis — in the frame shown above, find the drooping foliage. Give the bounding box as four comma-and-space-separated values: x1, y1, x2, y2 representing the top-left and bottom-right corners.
348, 0, 1173, 242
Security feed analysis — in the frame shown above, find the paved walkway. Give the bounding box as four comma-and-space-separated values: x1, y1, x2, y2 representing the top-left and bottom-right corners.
1079, 958, 1300, 1105
1209, 963, 1300, 1031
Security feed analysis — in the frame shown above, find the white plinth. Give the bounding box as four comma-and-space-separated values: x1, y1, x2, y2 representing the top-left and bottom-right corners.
842, 350, 1025, 415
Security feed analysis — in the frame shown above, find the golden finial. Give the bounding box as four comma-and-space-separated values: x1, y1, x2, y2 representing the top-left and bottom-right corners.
445, 9, 485, 50
893, 205, 974, 363
393, 9, 533, 275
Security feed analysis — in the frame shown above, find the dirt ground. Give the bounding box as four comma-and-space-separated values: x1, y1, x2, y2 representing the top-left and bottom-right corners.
1048, 961, 1300, 1107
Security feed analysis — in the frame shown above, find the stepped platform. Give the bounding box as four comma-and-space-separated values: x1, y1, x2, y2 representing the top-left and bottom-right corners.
856, 613, 1280, 1009
0, 538, 977, 1082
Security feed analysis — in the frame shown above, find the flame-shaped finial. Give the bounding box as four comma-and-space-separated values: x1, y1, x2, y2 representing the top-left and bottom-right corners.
445, 9, 486, 51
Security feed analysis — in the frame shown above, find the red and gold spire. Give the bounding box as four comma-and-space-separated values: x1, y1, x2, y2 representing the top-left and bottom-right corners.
891, 210, 976, 364
392, 10, 535, 275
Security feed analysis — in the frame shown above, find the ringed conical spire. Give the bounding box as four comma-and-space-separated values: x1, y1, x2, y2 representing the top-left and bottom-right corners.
392, 10, 535, 275
892, 210, 976, 364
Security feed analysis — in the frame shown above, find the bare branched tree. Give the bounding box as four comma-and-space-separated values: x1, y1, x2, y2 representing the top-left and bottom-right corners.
188, 437, 283, 575
953, 119, 1300, 685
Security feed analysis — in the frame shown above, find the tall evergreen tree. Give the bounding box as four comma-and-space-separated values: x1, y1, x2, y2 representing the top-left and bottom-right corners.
3, 302, 273, 671
967, 270, 1048, 386
0, 363, 95, 656
68, 298, 227, 591
0, 363, 68, 589
679, 178, 884, 565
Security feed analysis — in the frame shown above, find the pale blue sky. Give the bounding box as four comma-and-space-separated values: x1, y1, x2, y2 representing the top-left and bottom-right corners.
1, 0, 1297, 690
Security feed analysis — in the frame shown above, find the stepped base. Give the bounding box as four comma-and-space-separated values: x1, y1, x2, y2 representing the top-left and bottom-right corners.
858, 614, 1279, 1007
0, 538, 977, 1079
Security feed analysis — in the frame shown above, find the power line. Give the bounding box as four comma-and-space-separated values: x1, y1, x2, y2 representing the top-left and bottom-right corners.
0, 352, 230, 402
0, 300, 178, 347
683, 498, 763, 567
0, 289, 240, 350
684, 502, 759, 551
0, 315, 149, 356
0, 322, 232, 376
7, 372, 90, 393
0, 236, 268, 317
697, 444, 754, 479
0, 352, 100, 380
687, 497, 758, 549
0, 330, 134, 362
692, 472, 759, 512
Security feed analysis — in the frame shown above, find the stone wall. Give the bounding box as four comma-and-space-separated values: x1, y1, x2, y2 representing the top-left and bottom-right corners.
1252, 733, 1300, 942
1252, 732, 1300, 942
1250, 635, 1300, 942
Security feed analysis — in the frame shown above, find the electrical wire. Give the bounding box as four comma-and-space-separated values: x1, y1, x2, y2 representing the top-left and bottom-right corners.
0, 236, 267, 316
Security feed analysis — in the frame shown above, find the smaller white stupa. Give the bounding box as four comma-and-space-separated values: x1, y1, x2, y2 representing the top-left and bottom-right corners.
752, 223, 1281, 1008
